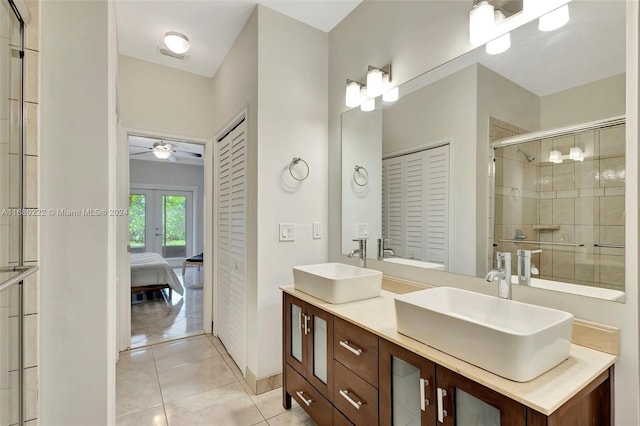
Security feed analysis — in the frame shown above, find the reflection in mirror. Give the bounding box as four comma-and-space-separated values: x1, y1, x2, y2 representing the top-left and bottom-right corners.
340, 0, 627, 300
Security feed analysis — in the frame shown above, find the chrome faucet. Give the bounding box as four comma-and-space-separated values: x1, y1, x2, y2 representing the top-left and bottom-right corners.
485, 252, 512, 299
377, 238, 396, 259
348, 238, 368, 268
517, 249, 541, 285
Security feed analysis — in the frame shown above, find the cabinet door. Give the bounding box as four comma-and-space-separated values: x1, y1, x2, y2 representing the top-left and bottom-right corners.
435, 366, 526, 426
306, 304, 334, 400
379, 340, 436, 426
283, 293, 306, 376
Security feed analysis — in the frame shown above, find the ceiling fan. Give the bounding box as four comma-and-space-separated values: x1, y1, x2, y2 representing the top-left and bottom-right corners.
130, 141, 202, 162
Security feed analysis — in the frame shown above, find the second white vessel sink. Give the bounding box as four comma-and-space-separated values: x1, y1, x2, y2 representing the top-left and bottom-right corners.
293, 262, 382, 304
395, 287, 573, 382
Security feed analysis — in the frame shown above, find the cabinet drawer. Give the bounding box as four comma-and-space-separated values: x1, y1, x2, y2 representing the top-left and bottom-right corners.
334, 317, 379, 387
333, 361, 379, 426
285, 364, 332, 425
333, 407, 354, 426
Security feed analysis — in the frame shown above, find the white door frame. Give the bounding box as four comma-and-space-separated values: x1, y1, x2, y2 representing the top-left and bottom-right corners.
117, 126, 214, 352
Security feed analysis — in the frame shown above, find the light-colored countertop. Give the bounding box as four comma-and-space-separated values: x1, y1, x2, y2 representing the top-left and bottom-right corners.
281, 284, 617, 416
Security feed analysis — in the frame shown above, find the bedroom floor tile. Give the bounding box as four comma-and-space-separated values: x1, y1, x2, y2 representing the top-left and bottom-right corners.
131, 267, 203, 348
116, 334, 314, 426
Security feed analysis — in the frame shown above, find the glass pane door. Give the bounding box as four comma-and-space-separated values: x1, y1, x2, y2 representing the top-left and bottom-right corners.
129, 188, 193, 263
129, 193, 147, 253
161, 194, 187, 258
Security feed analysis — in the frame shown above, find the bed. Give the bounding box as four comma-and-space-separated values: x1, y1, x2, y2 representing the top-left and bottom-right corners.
130, 252, 184, 298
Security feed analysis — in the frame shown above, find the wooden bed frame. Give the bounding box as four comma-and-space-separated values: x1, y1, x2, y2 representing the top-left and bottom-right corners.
131, 284, 172, 299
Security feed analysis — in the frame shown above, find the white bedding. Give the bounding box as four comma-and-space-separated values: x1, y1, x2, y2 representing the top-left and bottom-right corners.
130, 252, 184, 296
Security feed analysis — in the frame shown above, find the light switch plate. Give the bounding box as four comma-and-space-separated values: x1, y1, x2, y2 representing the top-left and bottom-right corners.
358, 223, 369, 238
279, 223, 295, 242
312, 222, 322, 239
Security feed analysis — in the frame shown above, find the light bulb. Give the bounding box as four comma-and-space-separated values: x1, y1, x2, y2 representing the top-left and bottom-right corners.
164, 31, 190, 54
366, 68, 384, 97
345, 81, 361, 108
549, 150, 563, 164
382, 87, 399, 103
486, 32, 511, 55
153, 150, 172, 159
569, 147, 584, 162
538, 4, 570, 32
469, 0, 495, 45
360, 98, 375, 112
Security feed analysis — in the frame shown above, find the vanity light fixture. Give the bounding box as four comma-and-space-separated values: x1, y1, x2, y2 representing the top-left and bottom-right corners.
538, 4, 570, 32
345, 80, 364, 108
345, 64, 394, 110
469, 0, 495, 45
485, 10, 510, 55
366, 65, 390, 98
163, 31, 190, 55
549, 147, 584, 164
360, 98, 375, 112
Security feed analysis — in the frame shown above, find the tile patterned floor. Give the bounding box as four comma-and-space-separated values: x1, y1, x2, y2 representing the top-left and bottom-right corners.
131, 267, 204, 348
116, 335, 316, 426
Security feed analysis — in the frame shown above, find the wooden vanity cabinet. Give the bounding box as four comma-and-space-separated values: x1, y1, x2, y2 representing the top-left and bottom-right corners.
283, 292, 613, 426
283, 293, 334, 408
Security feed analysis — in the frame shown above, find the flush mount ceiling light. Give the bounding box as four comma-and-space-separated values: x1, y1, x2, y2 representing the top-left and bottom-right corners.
469, 0, 495, 45
163, 31, 190, 55
538, 4, 570, 32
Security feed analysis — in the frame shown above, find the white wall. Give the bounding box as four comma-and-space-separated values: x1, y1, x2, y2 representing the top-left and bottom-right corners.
328, 1, 640, 423
118, 55, 214, 140
210, 7, 260, 378
129, 159, 205, 253
341, 105, 382, 257
40, 0, 115, 424
255, 5, 328, 379
540, 73, 626, 128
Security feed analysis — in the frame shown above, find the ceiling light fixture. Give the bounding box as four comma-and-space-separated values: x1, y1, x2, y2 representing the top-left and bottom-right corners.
538, 4, 570, 32
152, 142, 173, 159
469, 0, 495, 45
485, 10, 510, 55
163, 31, 190, 55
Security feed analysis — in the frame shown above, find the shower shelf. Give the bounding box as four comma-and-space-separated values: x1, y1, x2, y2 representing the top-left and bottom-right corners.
497, 239, 584, 247
533, 225, 561, 231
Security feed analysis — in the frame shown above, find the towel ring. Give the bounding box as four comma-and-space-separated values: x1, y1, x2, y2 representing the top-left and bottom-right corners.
289, 157, 309, 181
353, 165, 369, 187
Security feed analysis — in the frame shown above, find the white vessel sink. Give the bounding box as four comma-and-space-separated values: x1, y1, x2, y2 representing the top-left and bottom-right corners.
293, 262, 382, 304
395, 287, 573, 382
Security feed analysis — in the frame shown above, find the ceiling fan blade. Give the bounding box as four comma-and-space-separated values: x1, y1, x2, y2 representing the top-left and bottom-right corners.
129, 145, 152, 150
130, 151, 151, 156
175, 150, 202, 158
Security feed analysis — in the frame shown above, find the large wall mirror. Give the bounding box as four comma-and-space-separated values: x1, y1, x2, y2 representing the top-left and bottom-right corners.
341, 0, 627, 301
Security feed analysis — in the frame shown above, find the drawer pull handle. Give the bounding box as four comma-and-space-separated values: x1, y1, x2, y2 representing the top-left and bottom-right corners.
339, 389, 363, 410
303, 314, 310, 335
296, 390, 313, 407
437, 387, 448, 423
420, 378, 430, 411
339, 340, 363, 356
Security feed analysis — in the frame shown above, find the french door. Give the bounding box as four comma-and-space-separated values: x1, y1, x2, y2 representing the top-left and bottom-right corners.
129, 188, 194, 266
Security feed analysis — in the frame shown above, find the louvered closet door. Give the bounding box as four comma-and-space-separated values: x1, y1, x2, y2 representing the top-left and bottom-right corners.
404, 151, 426, 260
217, 118, 247, 374
424, 145, 449, 263
383, 157, 404, 258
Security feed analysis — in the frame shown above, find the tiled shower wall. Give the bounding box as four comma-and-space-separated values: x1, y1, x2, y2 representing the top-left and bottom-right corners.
492, 117, 626, 291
